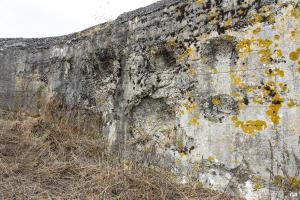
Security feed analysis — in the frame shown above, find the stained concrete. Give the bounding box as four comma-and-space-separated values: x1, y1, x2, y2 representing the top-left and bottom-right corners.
1, 0, 300, 199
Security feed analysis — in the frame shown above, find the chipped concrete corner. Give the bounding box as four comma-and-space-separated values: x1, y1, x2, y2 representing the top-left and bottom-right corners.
0, 0, 299, 199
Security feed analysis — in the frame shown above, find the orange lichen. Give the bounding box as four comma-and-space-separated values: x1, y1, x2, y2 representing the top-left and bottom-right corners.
232, 116, 267, 135
289, 51, 299, 61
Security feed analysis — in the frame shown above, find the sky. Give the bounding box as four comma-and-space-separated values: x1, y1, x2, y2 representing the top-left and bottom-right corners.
0, 0, 158, 38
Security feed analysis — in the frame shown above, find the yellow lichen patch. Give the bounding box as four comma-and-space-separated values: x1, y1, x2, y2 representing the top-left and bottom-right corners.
238, 9, 244, 15
289, 176, 300, 191
232, 116, 267, 135
184, 102, 197, 113
253, 27, 262, 35
212, 97, 221, 106
273, 175, 284, 187
253, 96, 264, 105
289, 51, 299, 61
252, 176, 264, 191
179, 47, 196, 60
255, 39, 273, 64
209, 66, 219, 74
238, 100, 246, 111
265, 68, 285, 77
287, 99, 296, 108
166, 39, 177, 48
196, 0, 205, 4
273, 175, 300, 191
266, 100, 283, 125
291, 30, 297, 37
246, 86, 255, 93
230, 73, 248, 89
298, 66, 300, 73
231, 92, 241, 97
278, 83, 288, 91
187, 47, 194, 58
274, 34, 280, 40
175, 159, 182, 165
178, 110, 185, 117
188, 65, 198, 76
251, 14, 263, 24
259, 49, 272, 64
207, 156, 215, 161
262, 81, 276, 97
267, 13, 276, 24
178, 52, 188, 61
224, 17, 233, 28
256, 39, 272, 49
275, 49, 283, 57
195, 181, 204, 189
179, 152, 186, 157
236, 38, 252, 56
188, 117, 200, 126
290, 7, 300, 19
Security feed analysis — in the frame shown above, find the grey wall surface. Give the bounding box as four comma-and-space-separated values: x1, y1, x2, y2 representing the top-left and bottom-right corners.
1, 0, 300, 199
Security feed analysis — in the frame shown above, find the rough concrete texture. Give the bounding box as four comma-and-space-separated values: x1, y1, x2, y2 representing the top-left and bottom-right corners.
0, 0, 300, 199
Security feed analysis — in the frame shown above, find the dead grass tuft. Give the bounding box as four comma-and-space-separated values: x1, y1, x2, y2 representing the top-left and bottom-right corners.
0, 113, 240, 199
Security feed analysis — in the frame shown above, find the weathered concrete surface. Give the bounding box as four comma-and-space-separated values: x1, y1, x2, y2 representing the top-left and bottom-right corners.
0, 0, 300, 199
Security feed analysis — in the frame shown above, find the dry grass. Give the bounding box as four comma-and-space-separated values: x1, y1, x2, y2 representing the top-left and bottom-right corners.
0, 112, 240, 200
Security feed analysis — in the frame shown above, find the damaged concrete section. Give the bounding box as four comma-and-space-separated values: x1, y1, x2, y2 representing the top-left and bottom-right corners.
0, 0, 300, 199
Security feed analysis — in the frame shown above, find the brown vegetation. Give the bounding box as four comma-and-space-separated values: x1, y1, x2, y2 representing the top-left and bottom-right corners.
0, 111, 240, 199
